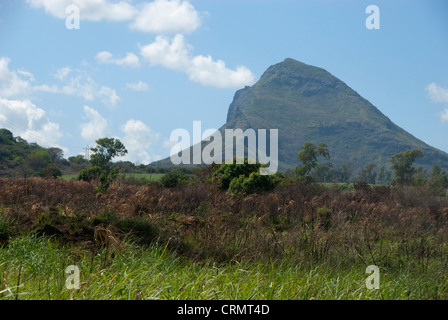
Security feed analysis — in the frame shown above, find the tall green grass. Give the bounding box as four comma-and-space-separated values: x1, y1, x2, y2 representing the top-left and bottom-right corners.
1, 234, 446, 300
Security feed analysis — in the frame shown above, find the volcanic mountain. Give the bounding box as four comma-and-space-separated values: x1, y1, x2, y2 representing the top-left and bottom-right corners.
156, 58, 448, 172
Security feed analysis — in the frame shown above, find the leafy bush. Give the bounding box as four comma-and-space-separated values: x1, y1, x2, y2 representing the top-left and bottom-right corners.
213, 157, 283, 194
212, 157, 262, 191
37, 164, 62, 179
229, 172, 282, 195
159, 169, 189, 188
78, 166, 120, 193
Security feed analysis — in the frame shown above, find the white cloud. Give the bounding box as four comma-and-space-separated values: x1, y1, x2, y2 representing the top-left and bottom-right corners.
121, 119, 160, 164
61, 76, 96, 101
126, 81, 149, 91
130, 0, 201, 34
95, 51, 113, 64
26, 0, 137, 21
99, 86, 120, 106
27, 0, 200, 34
17, 69, 35, 81
0, 57, 119, 107
189, 55, 256, 89
54, 67, 72, 80
0, 57, 31, 98
427, 83, 448, 103
163, 137, 177, 150
0, 98, 64, 149
440, 108, 448, 122
426, 83, 448, 122
58, 72, 120, 107
140, 34, 255, 88
95, 51, 140, 68
80, 106, 108, 142
140, 34, 191, 70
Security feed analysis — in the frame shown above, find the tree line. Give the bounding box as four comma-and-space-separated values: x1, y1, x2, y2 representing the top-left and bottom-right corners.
2, 127, 448, 195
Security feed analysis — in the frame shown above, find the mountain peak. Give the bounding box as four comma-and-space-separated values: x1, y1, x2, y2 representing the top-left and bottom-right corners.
224, 58, 448, 171
226, 58, 350, 124
257, 58, 342, 92
157, 59, 448, 173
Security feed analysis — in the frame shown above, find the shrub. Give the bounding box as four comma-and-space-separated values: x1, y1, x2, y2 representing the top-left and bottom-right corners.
159, 169, 188, 188
228, 172, 280, 195
213, 157, 284, 195
37, 164, 62, 179
77, 166, 103, 182
212, 157, 262, 191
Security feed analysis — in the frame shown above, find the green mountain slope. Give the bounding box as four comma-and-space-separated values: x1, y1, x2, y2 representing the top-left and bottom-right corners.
155, 58, 448, 172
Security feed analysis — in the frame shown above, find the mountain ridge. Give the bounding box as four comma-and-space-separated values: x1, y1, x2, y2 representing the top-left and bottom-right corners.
155, 58, 448, 173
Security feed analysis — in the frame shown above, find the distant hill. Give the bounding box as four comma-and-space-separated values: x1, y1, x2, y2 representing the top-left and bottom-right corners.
154, 58, 448, 173
0, 128, 166, 177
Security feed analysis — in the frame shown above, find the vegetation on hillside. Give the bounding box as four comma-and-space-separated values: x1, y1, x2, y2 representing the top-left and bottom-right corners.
0, 128, 189, 179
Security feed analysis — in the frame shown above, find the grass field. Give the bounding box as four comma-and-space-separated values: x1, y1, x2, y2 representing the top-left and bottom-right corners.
1, 234, 445, 300
1, 177, 448, 300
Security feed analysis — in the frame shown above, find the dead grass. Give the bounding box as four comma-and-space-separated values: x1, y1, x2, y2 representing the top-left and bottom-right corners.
0, 176, 447, 272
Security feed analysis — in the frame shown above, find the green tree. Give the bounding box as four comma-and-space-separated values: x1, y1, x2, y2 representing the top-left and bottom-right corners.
295, 143, 330, 182
427, 165, 448, 196
0, 129, 15, 145
334, 162, 354, 183
357, 163, 377, 184
213, 157, 262, 191
311, 162, 334, 183
389, 149, 423, 185
68, 155, 88, 165
89, 138, 127, 169
228, 171, 283, 195
212, 157, 282, 194
47, 147, 64, 164
38, 164, 62, 179
159, 169, 188, 188
78, 138, 127, 192
27, 149, 51, 173
377, 166, 393, 185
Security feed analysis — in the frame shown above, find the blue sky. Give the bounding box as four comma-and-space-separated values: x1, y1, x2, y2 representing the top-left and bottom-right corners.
0, 0, 447, 164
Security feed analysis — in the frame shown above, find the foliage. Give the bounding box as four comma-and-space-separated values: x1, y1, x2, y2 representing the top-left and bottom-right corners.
37, 164, 63, 179
0, 176, 448, 299
68, 155, 88, 165
377, 166, 393, 185
159, 169, 189, 188
426, 165, 448, 196
295, 142, 330, 182
47, 148, 64, 163
0, 128, 71, 177
228, 171, 283, 195
389, 149, 423, 185
89, 138, 127, 170
77, 166, 103, 182
77, 138, 127, 192
356, 163, 377, 184
212, 157, 262, 191
212, 157, 282, 194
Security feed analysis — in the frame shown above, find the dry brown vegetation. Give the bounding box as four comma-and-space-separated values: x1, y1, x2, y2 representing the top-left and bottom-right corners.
1, 175, 448, 274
